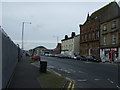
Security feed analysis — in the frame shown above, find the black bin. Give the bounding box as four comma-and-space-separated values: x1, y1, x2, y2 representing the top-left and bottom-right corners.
40, 61, 47, 73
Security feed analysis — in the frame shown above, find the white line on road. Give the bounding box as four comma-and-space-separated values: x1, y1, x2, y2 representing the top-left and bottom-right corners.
78, 71, 84, 73
78, 79, 87, 82
85, 62, 91, 63
107, 78, 114, 84
47, 65, 54, 69
94, 78, 100, 81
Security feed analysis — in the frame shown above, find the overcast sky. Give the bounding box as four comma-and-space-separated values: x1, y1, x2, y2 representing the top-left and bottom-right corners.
1, 0, 120, 50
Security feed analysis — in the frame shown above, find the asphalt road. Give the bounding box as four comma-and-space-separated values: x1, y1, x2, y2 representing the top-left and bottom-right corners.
34, 56, 120, 88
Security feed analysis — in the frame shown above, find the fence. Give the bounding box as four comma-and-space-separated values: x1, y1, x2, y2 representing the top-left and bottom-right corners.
0, 27, 20, 89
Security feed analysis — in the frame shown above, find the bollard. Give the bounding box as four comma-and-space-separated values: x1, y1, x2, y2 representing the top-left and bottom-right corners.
40, 61, 47, 73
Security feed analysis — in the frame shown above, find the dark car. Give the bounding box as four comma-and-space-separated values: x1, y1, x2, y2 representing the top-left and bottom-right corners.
86, 56, 101, 62
75, 56, 87, 61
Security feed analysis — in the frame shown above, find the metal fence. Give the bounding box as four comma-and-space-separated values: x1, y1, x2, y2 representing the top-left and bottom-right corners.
0, 27, 20, 89
0, 27, 2, 90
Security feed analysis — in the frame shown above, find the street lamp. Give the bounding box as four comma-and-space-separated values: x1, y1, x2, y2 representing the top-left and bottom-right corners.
21, 22, 31, 50
53, 35, 59, 44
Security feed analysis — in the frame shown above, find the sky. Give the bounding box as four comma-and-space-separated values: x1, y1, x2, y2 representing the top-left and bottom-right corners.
1, 0, 120, 50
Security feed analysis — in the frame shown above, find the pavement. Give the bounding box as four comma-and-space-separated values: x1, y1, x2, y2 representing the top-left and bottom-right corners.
8, 56, 42, 89
7, 56, 71, 89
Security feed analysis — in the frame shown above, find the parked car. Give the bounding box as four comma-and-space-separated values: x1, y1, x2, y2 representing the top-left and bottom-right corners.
86, 56, 101, 62
75, 55, 87, 61
57, 54, 66, 58
31, 56, 41, 61
70, 55, 76, 59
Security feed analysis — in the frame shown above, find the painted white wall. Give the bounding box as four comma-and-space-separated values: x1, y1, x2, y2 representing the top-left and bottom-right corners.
61, 38, 74, 56
74, 35, 80, 55
0, 27, 2, 90
61, 35, 80, 56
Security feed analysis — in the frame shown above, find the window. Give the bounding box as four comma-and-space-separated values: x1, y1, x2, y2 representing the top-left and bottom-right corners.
97, 31, 99, 38
88, 33, 91, 40
103, 35, 107, 45
92, 32, 94, 40
103, 24, 107, 31
111, 21, 116, 29
112, 34, 116, 44
85, 34, 87, 41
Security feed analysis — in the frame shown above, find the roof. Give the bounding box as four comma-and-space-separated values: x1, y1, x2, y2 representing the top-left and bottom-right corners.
34, 46, 47, 50
83, 2, 120, 25
118, 1, 120, 7
61, 36, 74, 41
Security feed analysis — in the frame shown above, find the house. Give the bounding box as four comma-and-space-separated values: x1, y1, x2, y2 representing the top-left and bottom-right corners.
79, 1, 120, 59
32, 46, 47, 56
100, 16, 120, 62
61, 32, 80, 56
52, 43, 61, 54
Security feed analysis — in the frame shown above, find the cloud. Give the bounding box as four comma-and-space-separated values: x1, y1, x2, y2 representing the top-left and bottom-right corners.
13, 40, 56, 43
1, 0, 115, 2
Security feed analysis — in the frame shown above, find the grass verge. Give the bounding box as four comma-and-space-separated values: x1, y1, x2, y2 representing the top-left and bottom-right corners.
37, 71, 67, 88
29, 59, 39, 63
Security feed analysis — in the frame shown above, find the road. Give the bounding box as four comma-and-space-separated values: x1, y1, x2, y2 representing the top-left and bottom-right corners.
33, 56, 120, 88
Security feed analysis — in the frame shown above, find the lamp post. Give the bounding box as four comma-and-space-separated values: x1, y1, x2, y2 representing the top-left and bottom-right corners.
53, 35, 59, 45
21, 22, 31, 50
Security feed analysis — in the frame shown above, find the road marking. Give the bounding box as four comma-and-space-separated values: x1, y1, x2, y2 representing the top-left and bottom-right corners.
78, 79, 87, 82
47, 65, 54, 69
94, 78, 100, 81
107, 78, 114, 84
116, 85, 120, 88
58, 68, 63, 71
85, 62, 91, 63
72, 83, 74, 90
68, 81, 72, 89
78, 71, 84, 73
64, 70, 71, 73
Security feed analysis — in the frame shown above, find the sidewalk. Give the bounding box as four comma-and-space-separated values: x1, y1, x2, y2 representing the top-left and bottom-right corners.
7, 56, 71, 89
8, 56, 42, 89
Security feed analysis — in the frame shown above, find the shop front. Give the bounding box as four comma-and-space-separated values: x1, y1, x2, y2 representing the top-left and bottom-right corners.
100, 47, 119, 62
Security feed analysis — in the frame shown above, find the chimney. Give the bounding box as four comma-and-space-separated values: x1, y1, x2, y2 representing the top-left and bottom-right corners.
71, 32, 75, 38
65, 35, 68, 39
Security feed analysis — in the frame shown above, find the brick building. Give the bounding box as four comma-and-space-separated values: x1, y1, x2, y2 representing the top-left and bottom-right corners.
52, 43, 61, 54
79, 15, 100, 58
79, 2, 120, 58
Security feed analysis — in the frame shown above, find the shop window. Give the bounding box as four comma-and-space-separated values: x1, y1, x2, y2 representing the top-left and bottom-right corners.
111, 21, 116, 29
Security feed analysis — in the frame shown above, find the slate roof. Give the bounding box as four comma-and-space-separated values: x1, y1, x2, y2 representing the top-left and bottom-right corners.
118, 1, 120, 7
83, 2, 120, 25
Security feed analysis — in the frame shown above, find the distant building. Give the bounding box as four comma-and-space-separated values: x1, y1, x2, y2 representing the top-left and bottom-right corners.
61, 32, 80, 56
33, 46, 47, 56
52, 43, 61, 54
79, 2, 120, 58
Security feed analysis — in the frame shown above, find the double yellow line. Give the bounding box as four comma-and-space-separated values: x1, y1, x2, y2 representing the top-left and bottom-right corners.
68, 80, 75, 90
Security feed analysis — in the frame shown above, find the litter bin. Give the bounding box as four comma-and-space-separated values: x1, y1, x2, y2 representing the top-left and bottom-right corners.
40, 61, 47, 73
